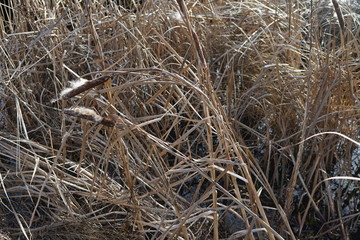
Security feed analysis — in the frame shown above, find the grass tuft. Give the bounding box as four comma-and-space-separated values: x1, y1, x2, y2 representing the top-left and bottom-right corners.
1, 0, 359, 239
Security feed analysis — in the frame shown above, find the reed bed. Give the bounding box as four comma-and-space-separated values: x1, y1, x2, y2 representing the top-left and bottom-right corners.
0, 0, 359, 239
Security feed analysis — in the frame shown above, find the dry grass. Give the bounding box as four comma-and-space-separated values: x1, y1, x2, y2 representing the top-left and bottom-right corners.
0, 0, 359, 239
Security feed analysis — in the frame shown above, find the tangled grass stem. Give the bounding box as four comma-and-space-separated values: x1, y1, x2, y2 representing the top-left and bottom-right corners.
0, 0, 359, 239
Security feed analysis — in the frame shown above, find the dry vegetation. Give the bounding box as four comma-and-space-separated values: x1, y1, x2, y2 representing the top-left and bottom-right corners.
0, 0, 359, 239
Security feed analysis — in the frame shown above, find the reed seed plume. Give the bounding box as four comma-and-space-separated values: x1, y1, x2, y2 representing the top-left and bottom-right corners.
64, 107, 103, 122
59, 76, 110, 100
69, 78, 88, 89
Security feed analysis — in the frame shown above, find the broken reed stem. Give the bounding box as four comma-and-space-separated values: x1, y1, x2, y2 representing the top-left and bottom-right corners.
176, 0, 206, 70
331, 0, 345, 34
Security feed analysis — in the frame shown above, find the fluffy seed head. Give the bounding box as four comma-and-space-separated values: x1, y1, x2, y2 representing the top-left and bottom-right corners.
59, 88, 72, 99
65, 107, 103, 122
70, 78, 87, 89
